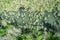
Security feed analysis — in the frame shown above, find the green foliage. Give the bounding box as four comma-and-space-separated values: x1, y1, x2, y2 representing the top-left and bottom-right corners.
37, 34, 42, 40
0, 29, 6, 36
0, 0, 60, 40
17, 34, 33, 40
47, 32, 59, 40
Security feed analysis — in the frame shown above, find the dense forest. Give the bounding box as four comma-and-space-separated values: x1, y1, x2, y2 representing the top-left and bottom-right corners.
0, 0, 60, 40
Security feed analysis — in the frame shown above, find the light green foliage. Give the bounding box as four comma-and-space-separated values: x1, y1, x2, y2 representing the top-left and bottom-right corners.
37, 34, 42, 40
0, 0, 59, 12
0, 0, 20, 12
